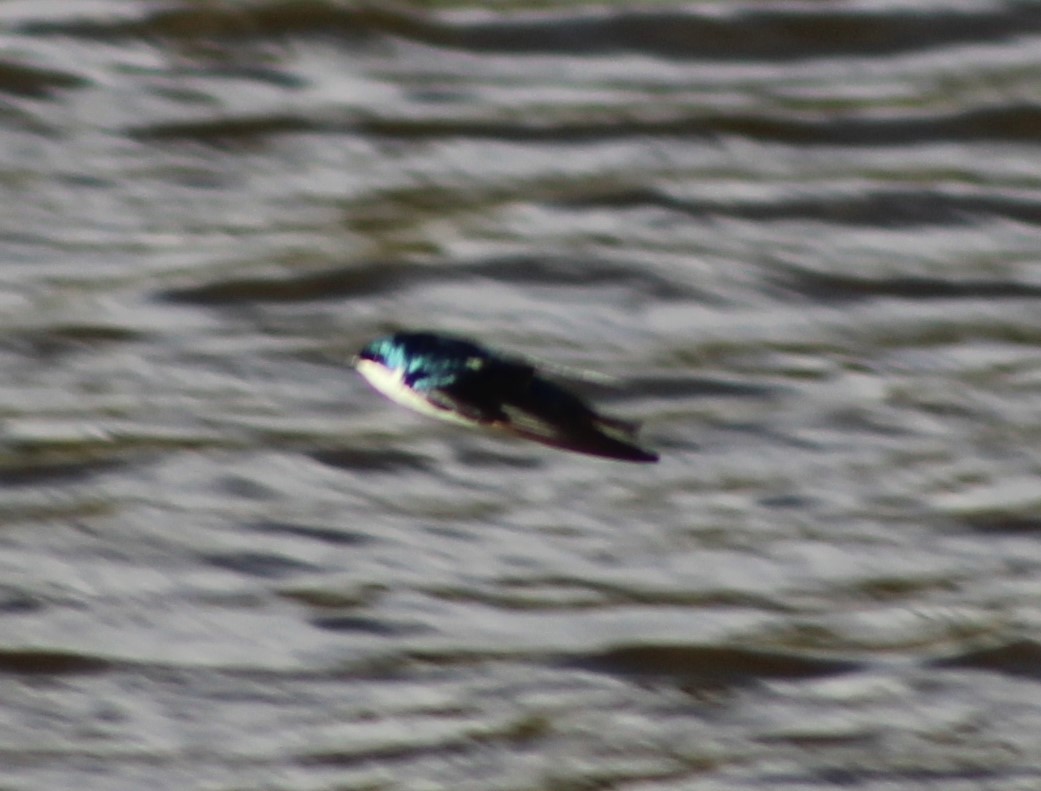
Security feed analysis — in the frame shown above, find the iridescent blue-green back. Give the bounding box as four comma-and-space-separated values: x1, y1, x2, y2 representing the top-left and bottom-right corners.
359, 332, 491, 392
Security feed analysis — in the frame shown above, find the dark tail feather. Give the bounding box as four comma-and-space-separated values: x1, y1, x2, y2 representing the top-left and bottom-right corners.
505, 418, 659, 463
594, 414, 642, 438
590, 414, 658, 462
564, 431, 659, 462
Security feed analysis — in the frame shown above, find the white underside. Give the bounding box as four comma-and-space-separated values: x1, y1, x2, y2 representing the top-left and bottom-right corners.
356, 359, 477, 427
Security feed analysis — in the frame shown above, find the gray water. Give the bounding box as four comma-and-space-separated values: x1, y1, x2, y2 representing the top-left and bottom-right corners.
3, 1, 1041, 788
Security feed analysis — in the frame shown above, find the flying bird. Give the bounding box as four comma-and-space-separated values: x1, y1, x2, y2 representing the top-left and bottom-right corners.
354, 331, 658, 463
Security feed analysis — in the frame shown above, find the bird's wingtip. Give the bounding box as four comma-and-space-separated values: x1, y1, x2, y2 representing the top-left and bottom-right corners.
593, 415, 658, 462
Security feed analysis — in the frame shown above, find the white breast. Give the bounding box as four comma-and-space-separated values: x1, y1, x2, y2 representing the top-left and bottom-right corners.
356, 359, 476, 427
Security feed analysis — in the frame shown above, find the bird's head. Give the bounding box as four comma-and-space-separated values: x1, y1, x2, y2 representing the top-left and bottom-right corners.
354, 336, 405, 370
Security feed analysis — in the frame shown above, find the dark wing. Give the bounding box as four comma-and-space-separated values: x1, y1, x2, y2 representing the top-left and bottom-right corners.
440, 362, 658, 463
498, 404, 659, 462
424, 356, 536, 425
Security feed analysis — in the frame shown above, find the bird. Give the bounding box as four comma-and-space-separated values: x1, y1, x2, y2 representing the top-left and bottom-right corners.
354, 331, 659, 463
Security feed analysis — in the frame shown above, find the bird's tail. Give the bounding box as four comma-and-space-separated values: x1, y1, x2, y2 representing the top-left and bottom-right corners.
589, 415, 659, 463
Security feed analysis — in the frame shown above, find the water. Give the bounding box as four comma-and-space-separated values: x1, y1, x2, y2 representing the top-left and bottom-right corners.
3, 0, 1041, 788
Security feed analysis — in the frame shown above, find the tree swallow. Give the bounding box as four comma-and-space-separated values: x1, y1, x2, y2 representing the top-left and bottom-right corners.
354, 331, 659, 463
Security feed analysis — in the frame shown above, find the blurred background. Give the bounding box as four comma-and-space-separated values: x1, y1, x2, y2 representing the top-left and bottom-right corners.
3, 1, 1041, 788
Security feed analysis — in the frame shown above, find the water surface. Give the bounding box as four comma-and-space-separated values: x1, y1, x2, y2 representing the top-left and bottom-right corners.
3, 1, 1041, 788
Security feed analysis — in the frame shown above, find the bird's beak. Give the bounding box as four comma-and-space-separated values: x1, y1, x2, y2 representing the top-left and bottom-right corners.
349, 354, 361, 368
